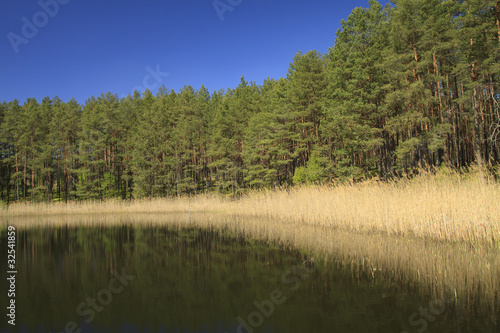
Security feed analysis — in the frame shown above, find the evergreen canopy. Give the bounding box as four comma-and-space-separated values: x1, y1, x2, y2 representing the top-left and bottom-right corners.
1, 0, 500, 202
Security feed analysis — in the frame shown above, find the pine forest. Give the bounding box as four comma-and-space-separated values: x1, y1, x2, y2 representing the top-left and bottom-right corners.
2, 0, 500, 203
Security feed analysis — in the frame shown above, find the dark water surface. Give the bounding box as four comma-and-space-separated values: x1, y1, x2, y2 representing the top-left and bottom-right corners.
0, 224, 497, 333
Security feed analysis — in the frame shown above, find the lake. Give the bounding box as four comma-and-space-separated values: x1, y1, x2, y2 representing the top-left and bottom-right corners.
0, 218, 498, 333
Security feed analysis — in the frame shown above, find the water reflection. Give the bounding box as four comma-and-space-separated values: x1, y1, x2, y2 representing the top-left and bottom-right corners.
0, 222, 497, 333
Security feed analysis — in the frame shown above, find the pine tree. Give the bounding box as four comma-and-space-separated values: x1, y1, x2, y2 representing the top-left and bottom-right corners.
286, 50, 327, 175
0, 102, 7, 202
50, 97, 81, 202
130, 89, 159, 198
0, 100, 23, 202
324, 1, 388, 180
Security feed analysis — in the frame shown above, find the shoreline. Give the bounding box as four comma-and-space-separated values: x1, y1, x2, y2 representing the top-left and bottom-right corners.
2, 173, 499, 314
2, 172, 499, 243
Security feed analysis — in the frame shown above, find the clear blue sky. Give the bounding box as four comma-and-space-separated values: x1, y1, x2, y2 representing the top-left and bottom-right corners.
1, 0, 390, 105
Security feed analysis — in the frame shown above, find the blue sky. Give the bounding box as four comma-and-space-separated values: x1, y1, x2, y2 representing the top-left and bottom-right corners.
1, 0, 390, 105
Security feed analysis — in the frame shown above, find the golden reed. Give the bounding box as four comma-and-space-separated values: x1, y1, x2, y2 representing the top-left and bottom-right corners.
1, 169, 499, 312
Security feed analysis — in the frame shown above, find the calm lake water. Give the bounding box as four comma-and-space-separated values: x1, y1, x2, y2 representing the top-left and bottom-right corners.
0, 223, 497, 333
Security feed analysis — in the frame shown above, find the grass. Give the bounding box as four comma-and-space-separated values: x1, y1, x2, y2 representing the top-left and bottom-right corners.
1, 169, 499, 311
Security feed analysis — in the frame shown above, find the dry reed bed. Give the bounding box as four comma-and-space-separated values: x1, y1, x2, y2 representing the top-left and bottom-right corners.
235, 175, 500, 245
2, 172, 499, 245
0, 195, 226, 216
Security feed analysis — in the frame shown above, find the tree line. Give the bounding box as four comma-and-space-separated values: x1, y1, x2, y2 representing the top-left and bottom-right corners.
1, 0, 500, 203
